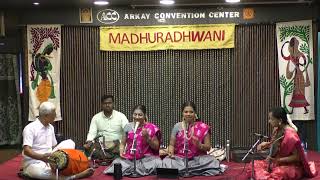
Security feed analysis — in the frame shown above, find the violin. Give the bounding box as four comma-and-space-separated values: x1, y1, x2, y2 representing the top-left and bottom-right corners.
267, 135, 284, 172
267, 128, 284, 172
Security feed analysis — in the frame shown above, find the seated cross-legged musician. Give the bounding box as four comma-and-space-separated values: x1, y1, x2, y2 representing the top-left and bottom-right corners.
104, 105, 162, 177
83, 95, 129, 164
21, 101, 94, 179
248, 107, 317, 179
162, 101, 227, 176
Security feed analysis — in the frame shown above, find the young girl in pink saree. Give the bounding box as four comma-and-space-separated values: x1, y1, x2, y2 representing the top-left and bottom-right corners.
104, 105, 162, 176
248, 107, 317, 179
162, 101, 226, 176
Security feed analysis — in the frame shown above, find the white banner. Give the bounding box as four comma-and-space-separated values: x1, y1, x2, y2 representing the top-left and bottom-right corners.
276, 20, 314, 120
27, 25, 62, 121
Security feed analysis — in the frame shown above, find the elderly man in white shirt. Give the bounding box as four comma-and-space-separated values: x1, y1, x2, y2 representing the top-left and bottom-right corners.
84, 95, 129, 162
22, 101, 93, 179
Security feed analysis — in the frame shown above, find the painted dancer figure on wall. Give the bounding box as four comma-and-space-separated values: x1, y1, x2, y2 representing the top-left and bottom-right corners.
281, 37, 310, 114
30, 43, 56, 104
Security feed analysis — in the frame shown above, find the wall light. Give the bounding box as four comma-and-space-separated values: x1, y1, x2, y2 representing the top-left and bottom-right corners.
225, 0, 240, 3
94, 1, 109, 5
160, 0, 175, 5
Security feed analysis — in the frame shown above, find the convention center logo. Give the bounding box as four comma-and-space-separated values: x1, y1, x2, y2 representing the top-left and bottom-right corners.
97, 9, 120, 24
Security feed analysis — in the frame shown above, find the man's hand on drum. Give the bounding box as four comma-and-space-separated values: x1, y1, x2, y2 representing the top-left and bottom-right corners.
40, 153, 51, 163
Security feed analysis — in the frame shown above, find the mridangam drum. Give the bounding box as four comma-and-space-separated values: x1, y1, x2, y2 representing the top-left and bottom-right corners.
49, 149, 89, 176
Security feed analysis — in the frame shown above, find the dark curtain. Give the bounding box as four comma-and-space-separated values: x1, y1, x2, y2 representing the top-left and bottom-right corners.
0, 54, 22, 145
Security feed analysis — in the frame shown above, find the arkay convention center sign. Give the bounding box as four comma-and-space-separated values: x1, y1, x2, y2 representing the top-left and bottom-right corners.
90, 7, 255, 26
96, 9, 246, 25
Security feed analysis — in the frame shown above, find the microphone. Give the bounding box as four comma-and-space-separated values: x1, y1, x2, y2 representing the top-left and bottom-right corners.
131, 121, 140, 154
134, 121, 140, 134
253, 133, 269, 139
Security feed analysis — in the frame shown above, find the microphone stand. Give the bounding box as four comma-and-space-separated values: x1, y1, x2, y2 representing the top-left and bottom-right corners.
89, 135, 107, 168
98, 136, 107, 158
130, 127, 139, 177
88, 146, 98, 168
55, 168, 58, 180
183, 124, 191, 177
242, 136, 263, 180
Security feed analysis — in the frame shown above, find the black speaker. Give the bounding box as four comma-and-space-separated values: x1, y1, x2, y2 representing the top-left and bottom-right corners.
156, 168, 179, 179
113, 163, 122, 180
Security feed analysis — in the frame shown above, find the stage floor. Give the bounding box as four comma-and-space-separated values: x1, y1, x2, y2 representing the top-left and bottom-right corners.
1, 151, 320, 180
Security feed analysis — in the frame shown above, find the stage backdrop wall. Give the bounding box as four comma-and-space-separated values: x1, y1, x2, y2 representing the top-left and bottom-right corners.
52, 24, 317, 149
59, 26, 232, 148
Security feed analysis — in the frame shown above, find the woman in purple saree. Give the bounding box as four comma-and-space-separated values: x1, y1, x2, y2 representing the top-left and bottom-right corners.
162, 101, 226, 176
248, 107, 317, 179
104, 105, 162, 176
